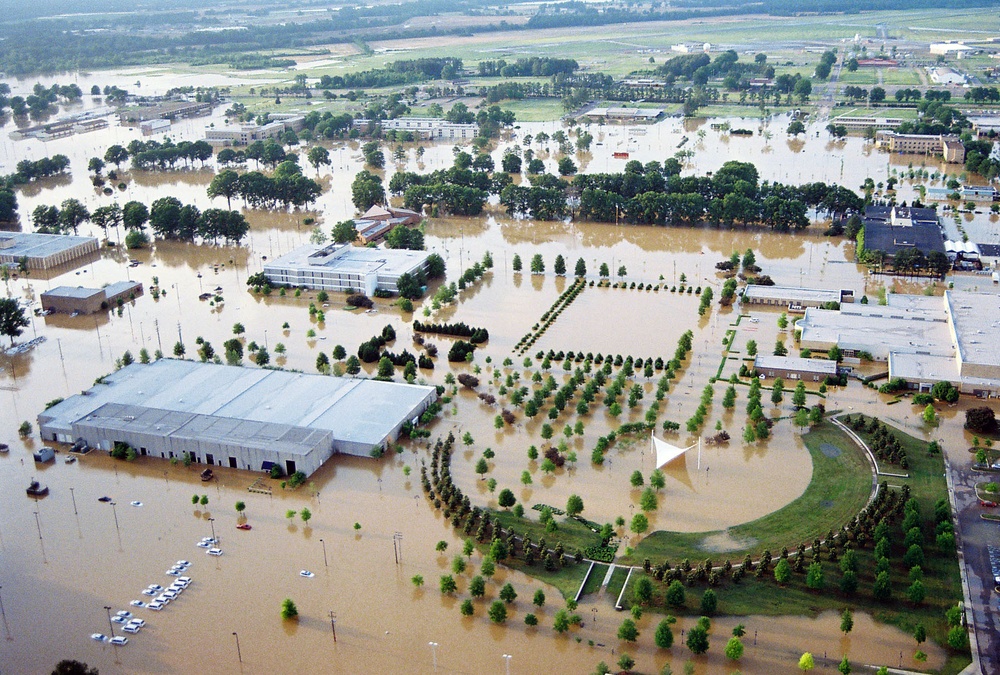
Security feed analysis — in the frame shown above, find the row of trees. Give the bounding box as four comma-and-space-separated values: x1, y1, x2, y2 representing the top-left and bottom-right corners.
207, 164, 322, 210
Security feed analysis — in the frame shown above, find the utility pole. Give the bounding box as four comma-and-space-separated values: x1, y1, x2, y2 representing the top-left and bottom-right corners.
233, 631, 242, 663
329, 611, 337, 642
393, 532, 403, 565
70, 487, 77, 515
320, 538, 328, 567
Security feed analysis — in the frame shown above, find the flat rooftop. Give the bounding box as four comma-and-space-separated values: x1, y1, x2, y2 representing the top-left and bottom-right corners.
743, 285, 844, 303
754, 355, 838, 374
265, 243, 429, 277
42, 286, 104, 300
946, 290, 1000, 369
43, 360, 436, 450
0, 232, 97, 259
797, 306, 954, 358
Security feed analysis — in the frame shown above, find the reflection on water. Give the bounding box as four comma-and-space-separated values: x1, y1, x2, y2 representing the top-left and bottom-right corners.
0, 65, 974, 674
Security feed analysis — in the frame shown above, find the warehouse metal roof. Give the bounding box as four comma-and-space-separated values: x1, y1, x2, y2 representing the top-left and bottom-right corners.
42, 360, 436, 451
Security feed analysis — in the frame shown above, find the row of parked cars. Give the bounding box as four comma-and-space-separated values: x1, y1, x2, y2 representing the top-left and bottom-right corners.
91, 558, 195, 646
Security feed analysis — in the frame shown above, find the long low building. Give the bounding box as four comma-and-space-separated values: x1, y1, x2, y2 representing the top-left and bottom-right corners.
264, 242, 431, 295
753, 355, 838, 382
41, 281, 143, 315
796, 290, 1000, 395
38, 360, 438, 477
742, 285, 854, 310
0, 232, 99, 270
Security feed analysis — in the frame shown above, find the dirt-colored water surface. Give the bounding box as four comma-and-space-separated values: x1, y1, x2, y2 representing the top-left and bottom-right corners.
0, 68, 973, 673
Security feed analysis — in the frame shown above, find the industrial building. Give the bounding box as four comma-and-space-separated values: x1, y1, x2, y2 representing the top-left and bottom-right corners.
827, 115, 904, 132
378, 117, 479, 140
580, 107, 664, 122
41, 281, 143, 315
860, 205, 946, 260
263, 243, 431, 295
354, 205, 422, 245
741, 285, 854, 311
875, 131, 965, 163
38, 361, 438, 477
753, 355, 838, 382
205, 114, 305, 146
796, 290, 1000, 396
0, 232, 99, 270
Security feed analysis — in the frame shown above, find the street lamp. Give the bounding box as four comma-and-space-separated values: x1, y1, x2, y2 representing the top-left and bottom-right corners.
233, 631, 242, 663
109, 501, 120, 535
70, 487, 77, 515
104, 606, 115, 637
320, 538, 328, 567
208, 517, 216, 543
428, 641, 439, 671
502, 653, 512, 675
329, 611, 337, 642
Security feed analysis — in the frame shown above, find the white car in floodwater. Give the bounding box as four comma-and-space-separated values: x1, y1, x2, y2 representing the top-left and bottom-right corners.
207, 548, 223, 556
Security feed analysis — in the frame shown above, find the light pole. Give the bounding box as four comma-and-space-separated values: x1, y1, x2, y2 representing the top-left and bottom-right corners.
502, 653, 512, 675
233, 631, 242, 663
104, 606, 115, 637
70, 487, 77, 515
393, 532, 403, 565
320, 538, 328, 567
32, 510, 42, 540
428, 641, 439, 671
108, 500, 122, 538
208, 517, 216, 543
329, 611, 337, 642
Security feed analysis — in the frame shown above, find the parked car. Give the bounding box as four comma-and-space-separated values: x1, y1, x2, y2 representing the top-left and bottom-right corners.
161, 590, 178, 600
116, 611, 133, 618
207, 548, 223, 556
130, 600, 145, 607
147, 584, 163, 591
981, 499, 998, 507
175, 560, 191, 567
110, 636, 129, 646
126, 619, 145, 628
122, 624, 141, 634
90, 633, 107, 642
141, 589, 157, 597
147, 601, 164, 611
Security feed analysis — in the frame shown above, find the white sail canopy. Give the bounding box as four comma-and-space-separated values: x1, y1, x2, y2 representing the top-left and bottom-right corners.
652, 433, 698, 467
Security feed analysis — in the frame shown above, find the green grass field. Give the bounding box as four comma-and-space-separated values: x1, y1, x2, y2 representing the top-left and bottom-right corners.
615, 416, 969, 674
621, 420, 874, 565
579, 563, 610, 597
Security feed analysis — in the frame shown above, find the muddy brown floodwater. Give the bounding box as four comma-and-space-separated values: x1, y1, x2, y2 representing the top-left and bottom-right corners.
0, 68, 970, 673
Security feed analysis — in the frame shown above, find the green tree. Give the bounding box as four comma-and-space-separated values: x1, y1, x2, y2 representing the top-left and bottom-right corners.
725, 636, 744, 661
774, 558, 791, 584
575, 258, 587, 277
746, 339, 758, 357
469, 575, 486, 597
530, 254, 544, 274
665, 580, 685, 608
840, 608, 854, 635
281, 598, 299, 619
640, 488, 658, 512
512, 253, 522, 272
499, 583, 517, 604
498, 489, 516, 509
411, 574, 424, 587
630, 470, 644, 488
235, 500, 246, 517
700, 589, 717, 615
806, 562, 824, 590
554, 255, 567, 275
630, 513, 649, 534
686, 625, 709, 654
617, 618, 639, 642
771, 377, 785, 405
838, 655, 851, 675
460, 599, 474, 616
476, 457, 489, 478
331, 219, 358, 244
488, 600, 507, 623
799, 652, 815, 672
566, 494, 584, 516
533, 589, 546, 607
0, 298, 29, 346
793, 381, 806, 407
654, 618, 675, 648
451, 555, 466, 574
650, 469, 666, 490
440, 575, 457, 594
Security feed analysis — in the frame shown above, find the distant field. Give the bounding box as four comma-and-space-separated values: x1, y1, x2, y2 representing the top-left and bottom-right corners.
835, 107, 921, 120
502, 98, 568, 122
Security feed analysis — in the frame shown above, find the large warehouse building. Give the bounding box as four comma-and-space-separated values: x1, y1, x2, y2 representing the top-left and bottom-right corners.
797, 290, 1000, 396
38, 361, 437, 476
0, 232, 99, 270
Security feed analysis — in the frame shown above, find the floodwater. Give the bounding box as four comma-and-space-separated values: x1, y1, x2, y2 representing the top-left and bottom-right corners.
0, 67, 974, 673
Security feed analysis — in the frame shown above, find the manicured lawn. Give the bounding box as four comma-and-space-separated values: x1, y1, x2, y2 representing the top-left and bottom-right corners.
493, 508, 603, 554
617, 416, 969, 674
579, 563, 609, 597
501, 558, 590, 600
622, 420, 874, 564
605, 566, 629, 603
501, 98, 568, 122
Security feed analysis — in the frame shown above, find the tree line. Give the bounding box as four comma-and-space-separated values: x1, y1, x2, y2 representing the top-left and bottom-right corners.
413, 321, 489, 343
316, 57, 463, 89
208, 163, 322, 210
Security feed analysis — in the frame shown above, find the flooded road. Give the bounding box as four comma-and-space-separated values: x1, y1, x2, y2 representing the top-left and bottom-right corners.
0, 69, 974, 673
